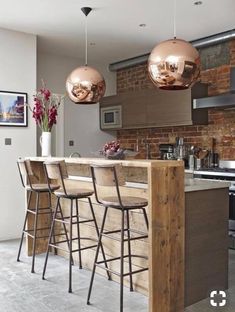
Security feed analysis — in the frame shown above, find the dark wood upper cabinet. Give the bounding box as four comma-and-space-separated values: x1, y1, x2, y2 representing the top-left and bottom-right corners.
100, 82, 208, 130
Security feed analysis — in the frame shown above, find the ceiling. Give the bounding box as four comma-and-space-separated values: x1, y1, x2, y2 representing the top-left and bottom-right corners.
1, 0, 235, 64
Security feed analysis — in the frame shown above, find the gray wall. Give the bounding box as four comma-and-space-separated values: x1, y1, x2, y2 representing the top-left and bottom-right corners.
0, 28, 37, 240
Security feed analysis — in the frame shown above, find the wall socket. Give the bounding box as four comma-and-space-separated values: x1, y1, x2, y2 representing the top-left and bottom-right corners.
5, 138, 12, 145
69, 140, 74, 146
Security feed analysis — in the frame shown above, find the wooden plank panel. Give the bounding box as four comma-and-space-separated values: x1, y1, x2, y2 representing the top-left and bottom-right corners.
148, 162, 185, 312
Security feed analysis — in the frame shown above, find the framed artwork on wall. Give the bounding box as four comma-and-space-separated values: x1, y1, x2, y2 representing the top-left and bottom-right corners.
0, 91, 28, 127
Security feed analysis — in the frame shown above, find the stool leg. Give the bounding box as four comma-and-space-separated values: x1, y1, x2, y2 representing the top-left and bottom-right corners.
75, 199, 82, 269
69, 199, 73, 293
87, 206, 108, 305
126, 210, 133, 292
88, 197, 111, 280
17, 191, 32, 262
120, 209, 125, 312
31, 192, 40, 273
42, 197, 59, 280
142, 208, 149, 230
58, 201, 74, 266
48, 192, 57, 255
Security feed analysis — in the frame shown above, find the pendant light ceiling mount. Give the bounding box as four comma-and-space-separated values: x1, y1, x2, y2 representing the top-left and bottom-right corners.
148, 0, 200, 90
81, 7, 92, 16
66, 6, 106, 104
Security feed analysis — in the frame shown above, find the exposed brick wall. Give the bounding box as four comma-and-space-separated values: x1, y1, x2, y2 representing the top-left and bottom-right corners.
117, 40, 235, 160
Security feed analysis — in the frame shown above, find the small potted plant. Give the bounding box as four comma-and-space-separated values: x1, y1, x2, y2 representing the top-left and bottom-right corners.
101, 141, 124, 159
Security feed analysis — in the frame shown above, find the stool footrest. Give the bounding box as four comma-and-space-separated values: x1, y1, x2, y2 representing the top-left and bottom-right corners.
124, 235, 148, 241
103, 228, 148, 236
101, 232, 148, 242
95, 262, 148, 277
52, 236, 96, 245
23, 227, 51, 239
54, 217, 95, 225
49, 242, 97, 253
123, 267, 148, 277
77, 219, 95, 224
27, 207, 52, 215
23, 231, 49, 239
72, 245, 97, 252
25, 227, 51, 232
96, 254, 148, 265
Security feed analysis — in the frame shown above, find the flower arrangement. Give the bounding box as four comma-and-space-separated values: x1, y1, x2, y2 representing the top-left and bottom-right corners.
30, 82, 64, 132
101, 140, 124, 159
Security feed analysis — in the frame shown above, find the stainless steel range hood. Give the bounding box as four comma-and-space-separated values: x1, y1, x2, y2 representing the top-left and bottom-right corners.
193, 67, 235, 109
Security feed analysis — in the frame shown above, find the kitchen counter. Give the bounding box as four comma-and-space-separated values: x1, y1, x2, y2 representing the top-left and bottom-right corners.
70, 175, 230, 193
24, 157, 228, 310
185, 178, 230, 192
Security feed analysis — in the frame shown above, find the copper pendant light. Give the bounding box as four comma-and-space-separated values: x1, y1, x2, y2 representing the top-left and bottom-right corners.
148, 0, 200, 90
66, 7, 106, 104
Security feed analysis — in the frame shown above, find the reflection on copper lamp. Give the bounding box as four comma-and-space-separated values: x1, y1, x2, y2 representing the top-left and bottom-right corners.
148, 0, 200, 90
66, 7, 106, 104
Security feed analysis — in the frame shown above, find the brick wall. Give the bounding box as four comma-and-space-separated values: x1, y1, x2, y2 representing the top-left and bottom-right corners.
117, 40, 235, 160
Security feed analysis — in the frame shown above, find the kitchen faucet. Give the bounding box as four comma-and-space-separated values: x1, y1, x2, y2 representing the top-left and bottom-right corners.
69, 152, 81, 158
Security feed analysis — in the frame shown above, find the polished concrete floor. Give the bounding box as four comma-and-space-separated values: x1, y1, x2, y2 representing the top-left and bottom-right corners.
0, 240, 235, 312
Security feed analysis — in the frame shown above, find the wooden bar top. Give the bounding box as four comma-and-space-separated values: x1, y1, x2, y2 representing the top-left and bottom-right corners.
27, 156, 183, 168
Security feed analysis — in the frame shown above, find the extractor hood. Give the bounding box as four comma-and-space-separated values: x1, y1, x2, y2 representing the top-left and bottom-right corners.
193, 67, 235, 109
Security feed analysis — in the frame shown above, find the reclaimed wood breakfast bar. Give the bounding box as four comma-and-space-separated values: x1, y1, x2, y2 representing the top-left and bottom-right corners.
25, 157, 229, 312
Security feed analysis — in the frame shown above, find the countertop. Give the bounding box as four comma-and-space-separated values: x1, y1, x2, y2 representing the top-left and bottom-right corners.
69, 175, 230, 193
184, 178, 230, 192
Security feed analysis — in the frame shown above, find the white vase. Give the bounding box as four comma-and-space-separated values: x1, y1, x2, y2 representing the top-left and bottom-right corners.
40, 132, 52, 157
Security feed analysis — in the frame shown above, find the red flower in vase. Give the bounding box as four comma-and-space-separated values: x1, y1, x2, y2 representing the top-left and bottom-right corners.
30, 81, 64, 132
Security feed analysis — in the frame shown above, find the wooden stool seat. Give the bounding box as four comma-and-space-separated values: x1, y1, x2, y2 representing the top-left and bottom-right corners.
100, 196, 148, 209
54, 188, 93, 198
26, 184, 60, 192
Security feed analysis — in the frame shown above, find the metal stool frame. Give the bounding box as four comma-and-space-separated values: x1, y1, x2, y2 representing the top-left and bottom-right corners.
87, 164, 149, 312
42, 161, 110, 293
17, 159, 63, 273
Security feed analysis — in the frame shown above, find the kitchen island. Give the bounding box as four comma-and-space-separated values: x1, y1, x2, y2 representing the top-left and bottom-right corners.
25, 157, 229, 311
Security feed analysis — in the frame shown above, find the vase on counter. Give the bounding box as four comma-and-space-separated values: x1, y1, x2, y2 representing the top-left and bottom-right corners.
40, 131, 51, 157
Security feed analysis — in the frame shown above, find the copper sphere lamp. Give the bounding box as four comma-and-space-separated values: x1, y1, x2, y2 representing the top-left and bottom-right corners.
66, 7, 106, 104
148, 0, 200, 90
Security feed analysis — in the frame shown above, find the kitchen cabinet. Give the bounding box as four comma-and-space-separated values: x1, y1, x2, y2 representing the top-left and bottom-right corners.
100, 83, 208, 129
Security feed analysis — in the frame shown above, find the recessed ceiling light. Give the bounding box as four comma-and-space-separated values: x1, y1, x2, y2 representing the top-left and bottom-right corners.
194, 1, 202, 5
139, 23, 146, 27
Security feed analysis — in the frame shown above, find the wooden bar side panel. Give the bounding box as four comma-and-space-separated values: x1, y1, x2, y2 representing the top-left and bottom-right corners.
148, 162, 185, 312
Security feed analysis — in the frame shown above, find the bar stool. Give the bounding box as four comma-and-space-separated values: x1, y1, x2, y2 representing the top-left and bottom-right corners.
42, 160, 110, 293
87, 164, 149, 312
17, 159, 60, 273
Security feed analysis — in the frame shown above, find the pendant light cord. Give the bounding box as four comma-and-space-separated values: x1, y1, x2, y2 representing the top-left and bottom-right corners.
85, 15, 88, 66
173, 0, 176, 39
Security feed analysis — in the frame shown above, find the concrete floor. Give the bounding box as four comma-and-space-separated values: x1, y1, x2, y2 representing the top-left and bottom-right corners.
0, 240, 235, 312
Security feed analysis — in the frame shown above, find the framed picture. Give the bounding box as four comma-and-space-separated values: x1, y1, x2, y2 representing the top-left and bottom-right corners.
0, 91, 28, 127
